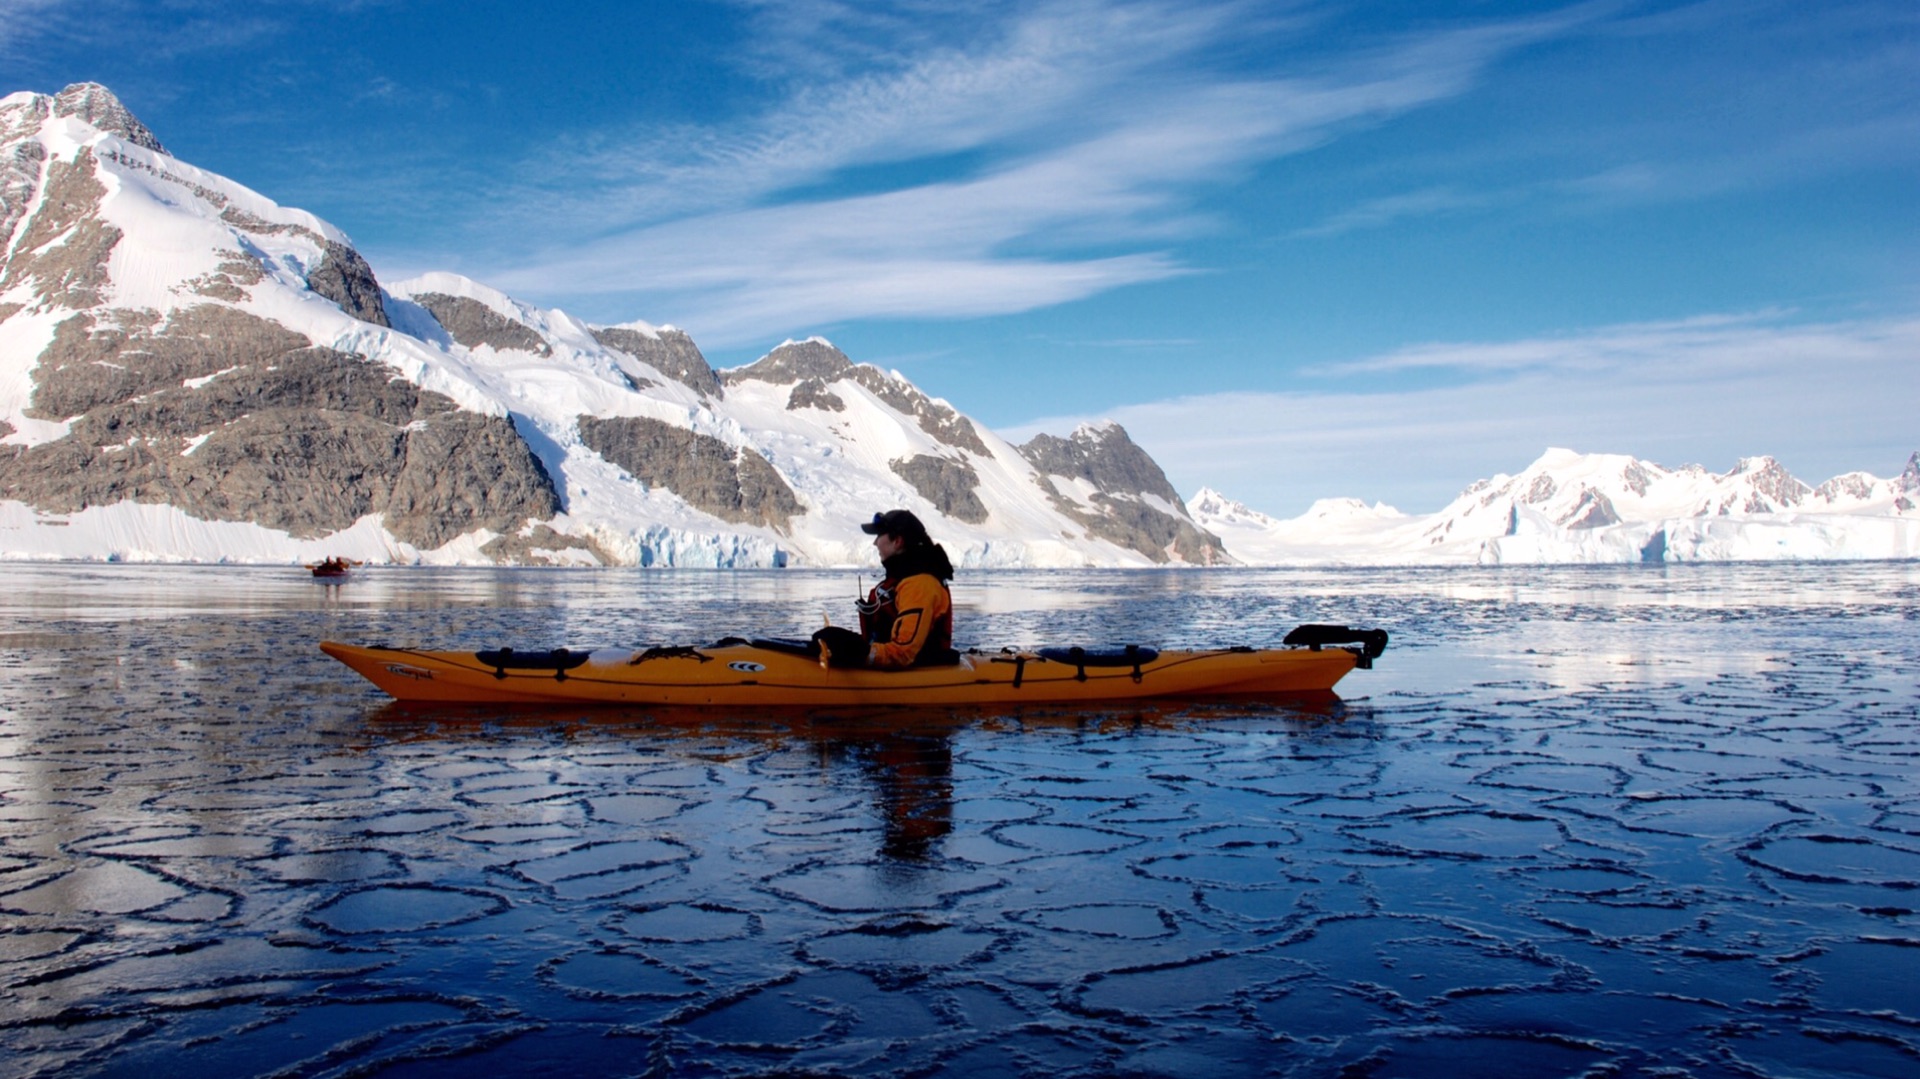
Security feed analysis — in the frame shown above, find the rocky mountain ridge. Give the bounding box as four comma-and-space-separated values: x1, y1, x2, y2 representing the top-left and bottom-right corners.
0, 84, 1223, 567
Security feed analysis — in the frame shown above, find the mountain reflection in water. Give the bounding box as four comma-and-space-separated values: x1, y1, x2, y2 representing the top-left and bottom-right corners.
1, 562, 1916, 1079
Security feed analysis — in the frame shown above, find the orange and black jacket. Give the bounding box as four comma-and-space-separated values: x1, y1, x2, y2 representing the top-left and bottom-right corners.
860, 544, 956, 668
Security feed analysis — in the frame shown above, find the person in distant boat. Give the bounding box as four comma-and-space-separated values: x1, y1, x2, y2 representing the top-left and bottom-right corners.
812, 510, 958, 669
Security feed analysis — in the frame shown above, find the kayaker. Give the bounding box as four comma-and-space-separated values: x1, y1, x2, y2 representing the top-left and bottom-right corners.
813, 509, 958, 668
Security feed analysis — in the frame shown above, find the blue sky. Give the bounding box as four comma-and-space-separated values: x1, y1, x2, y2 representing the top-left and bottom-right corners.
7, 0, 1916, 514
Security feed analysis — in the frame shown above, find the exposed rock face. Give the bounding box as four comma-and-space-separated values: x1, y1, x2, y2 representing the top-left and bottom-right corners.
1813, 473, 1876, 503
413, 292, 551, 355
726, 339, 989, 455
1512, 473, 1621, 528
1560, 487, 1621, 529
1896, 451, 1920, 512
220, 204, 321, 241
786, 379, 845, 412
306, 240, 390, 327
1018, 423, 1226, 564
577, 415, 803, 532
1810, 465, 1920, 513
1722, 456, 1808, 514
379, 411, 562, 549
0, 88, 53, 143
723, 338, 852, 384
0, 147, 120, 311
186, 248, 266, 301
52, 83, 165, 153
590, 326, 721, 397
481, 523, 611, 566
0, 304, 561, 549
853, 370, 988, 455
891, 454, 989, 524
1018, 422, 1186, 506
0, 122, 49, 258
1621, 461, 1656, 497
28, 306, 309, 420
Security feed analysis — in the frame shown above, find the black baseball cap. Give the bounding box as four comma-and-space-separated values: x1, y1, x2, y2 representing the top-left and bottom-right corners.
860, 510, 929, 543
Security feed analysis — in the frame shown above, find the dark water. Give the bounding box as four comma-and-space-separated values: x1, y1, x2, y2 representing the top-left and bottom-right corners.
2, 562, 1917, 1078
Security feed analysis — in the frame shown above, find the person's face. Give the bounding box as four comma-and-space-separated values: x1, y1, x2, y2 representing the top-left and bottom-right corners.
874, 532, 904, 560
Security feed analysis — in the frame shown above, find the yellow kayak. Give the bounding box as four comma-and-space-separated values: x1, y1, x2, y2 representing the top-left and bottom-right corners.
319, 626, 1386, 707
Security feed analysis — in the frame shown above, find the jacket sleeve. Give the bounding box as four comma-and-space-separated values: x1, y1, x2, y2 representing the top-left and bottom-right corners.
866, 574, 949, 669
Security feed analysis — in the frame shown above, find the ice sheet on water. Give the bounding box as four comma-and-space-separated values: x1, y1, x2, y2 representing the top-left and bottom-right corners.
1, 561, 1918, 1076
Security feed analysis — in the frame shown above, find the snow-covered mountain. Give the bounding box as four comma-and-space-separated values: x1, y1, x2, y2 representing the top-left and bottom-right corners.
1190, 448, 1920, 565
0, 84, 1224, 567
2, 84, 1912, 569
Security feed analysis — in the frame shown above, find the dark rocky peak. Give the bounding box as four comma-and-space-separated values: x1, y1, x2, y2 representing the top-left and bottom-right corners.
722, 338, 852, 385
577, 415, 801, 533
52, 84, 165, 154
1018, 422, 1183, 505
413, 292, 550, 356
891, 454, 989, 524
1900, 451, 1920, 493
591, 325, 720, 397
1016, 422, 1227, 564
307, 241, 389, 328
718, 337, 987, 453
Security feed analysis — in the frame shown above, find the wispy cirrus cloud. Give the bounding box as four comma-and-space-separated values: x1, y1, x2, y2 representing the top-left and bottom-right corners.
0, 0, 293, 65
476, 0, 1595, 343
1286, 0, 1920, 237
0, 0, 69, 56
1291, 185, 1499, 237
476, 2, 1244, 236
1328, 310, 1858, 375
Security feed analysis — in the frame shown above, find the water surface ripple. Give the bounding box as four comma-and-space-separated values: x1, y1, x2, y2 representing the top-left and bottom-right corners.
1, 563, 1917, 1078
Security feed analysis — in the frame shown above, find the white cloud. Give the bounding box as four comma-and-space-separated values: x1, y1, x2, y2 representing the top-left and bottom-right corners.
482, 1, 1586, 343
1006, 312, 1920, 515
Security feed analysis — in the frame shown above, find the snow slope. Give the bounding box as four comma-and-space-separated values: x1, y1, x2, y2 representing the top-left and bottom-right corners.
1190, 449, 1920, 565
0, 85, 1209, 568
